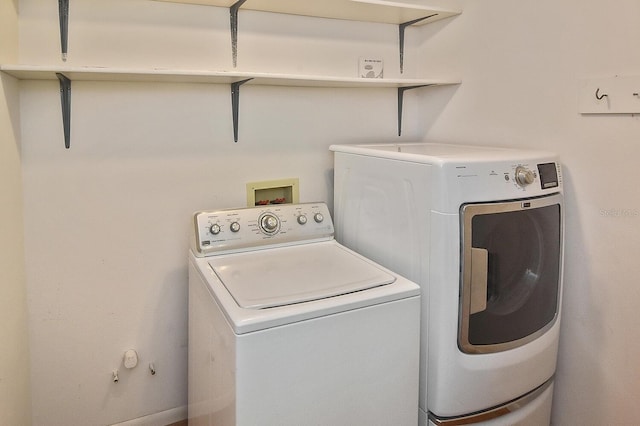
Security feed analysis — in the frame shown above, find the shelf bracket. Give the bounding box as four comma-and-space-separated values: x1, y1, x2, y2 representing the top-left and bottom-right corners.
58, 0, 69, 61
399, 14, 437, 74
231, 78, 252, 143
397, 85, 431, 137
230, 0, 247, 68
56, 73, 72, 149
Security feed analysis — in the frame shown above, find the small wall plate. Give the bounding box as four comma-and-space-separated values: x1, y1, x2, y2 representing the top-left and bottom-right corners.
359, 57, 384, 79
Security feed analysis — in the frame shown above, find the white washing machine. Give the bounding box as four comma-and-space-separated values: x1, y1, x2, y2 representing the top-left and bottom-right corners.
330, 143, 564, 425
188, 202, 421, 426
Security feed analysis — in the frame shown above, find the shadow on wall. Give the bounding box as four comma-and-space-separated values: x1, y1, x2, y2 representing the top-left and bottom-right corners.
1, 73, 22, 156
144, 266, 189, 405
551, 166, 606, 425
416, 84, 460, 138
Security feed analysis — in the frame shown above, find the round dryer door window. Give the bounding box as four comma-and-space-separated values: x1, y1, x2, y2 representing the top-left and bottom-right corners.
458, 193, 562, 354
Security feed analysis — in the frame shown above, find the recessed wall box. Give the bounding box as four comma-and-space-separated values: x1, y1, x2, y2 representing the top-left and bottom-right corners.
246, 178, 300, 207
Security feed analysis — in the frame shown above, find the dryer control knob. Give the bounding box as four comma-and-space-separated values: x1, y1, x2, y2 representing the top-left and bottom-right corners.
313, 213, 324, 223
230, 222, 240, 232
209, 223, 221, 235
515, 166, 535, 186
297, 215, 308, 225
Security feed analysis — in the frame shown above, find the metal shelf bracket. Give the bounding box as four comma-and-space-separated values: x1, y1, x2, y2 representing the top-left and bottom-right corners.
231, 78, 253, 142
56, 73, 72, 149
399, 14, 437, 74
58, 0, 69, 61
230, 0, 247, 67
397, 84, 431, 136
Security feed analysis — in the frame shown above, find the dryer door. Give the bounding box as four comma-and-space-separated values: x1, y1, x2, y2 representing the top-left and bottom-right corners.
459, 193, 562, 354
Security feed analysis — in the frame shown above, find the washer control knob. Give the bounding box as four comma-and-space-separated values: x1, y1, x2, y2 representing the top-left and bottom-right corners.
230, 222, 240, 232
515, 166, 535, 186
313, 213, 324, 223
209, 224, 221, 235
297, 215, 308, 225
260, 213, 279, 234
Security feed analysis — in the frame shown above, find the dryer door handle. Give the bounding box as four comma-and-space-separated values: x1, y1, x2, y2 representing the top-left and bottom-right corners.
470, 247, 488, 314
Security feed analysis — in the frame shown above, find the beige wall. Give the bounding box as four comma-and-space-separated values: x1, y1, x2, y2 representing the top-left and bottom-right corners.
18, 0, 415, 423
0, 0, 31, 425
15, 0, 640, 424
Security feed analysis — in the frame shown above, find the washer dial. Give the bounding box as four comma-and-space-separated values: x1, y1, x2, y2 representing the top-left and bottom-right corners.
209, 223, 221, 235
259, 212, 280, 235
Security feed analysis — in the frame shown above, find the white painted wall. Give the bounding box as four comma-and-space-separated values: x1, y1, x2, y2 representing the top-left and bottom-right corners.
0, 0, 32, 425
16, 0, 640, 424
17, 0, 428, 424
419, 0, 640, 424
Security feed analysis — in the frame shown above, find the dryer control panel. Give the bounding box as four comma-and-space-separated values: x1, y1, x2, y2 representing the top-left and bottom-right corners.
440, 160, 563, 211
510, 163, 559, 189
192, 202, 334, 257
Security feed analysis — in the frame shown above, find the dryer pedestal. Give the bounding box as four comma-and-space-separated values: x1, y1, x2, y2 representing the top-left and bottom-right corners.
424, 380, 553, 426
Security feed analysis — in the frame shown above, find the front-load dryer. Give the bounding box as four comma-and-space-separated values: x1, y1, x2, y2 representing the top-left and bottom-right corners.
330, 143, 564, 425
188, 202, 421, 426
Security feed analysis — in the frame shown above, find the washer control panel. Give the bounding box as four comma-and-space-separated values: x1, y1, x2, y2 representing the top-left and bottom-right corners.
192, 202, 334, 256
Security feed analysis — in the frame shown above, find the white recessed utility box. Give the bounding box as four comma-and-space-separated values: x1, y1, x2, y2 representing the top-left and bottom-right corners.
246, 178, 299, 207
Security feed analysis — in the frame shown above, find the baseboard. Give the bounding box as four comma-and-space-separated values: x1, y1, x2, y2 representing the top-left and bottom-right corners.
109, 405, 187, 426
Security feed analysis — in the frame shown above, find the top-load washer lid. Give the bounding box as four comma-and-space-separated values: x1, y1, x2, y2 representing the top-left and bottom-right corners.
210, 242, 396, 309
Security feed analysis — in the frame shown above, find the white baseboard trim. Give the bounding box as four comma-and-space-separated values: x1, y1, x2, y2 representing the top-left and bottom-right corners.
109, 405, 187, 426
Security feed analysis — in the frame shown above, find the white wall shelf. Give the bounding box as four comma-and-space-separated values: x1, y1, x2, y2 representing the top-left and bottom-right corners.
151, 0, 460, 26
151, 0, 461, 71
31, 0, 462, 147
0, 65, 457, 88
1, 64, 460, 145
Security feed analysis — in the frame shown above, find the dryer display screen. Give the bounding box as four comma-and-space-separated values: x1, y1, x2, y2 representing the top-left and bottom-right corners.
537, 163, 559, 189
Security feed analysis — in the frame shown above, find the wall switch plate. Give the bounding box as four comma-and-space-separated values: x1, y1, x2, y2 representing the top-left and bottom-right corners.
359, 57, 384, 79
580, 76, 640, 114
